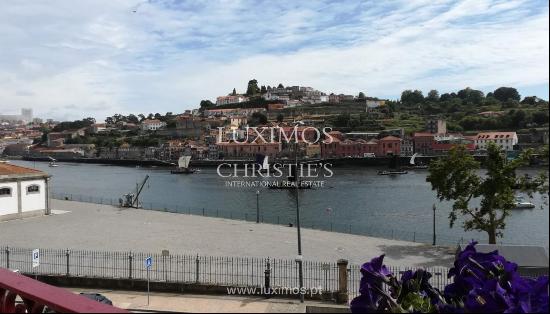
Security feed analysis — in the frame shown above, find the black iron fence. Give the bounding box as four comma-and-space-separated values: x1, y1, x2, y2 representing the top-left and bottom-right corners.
1, 245, 459, 301
51, 192, 482, 246
1, 246, 340, 294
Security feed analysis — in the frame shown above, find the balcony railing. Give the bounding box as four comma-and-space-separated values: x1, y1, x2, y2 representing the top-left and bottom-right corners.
0, 268, 128, 313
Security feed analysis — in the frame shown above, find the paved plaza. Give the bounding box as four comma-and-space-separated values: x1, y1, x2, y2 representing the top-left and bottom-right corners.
0, 199, 455, 267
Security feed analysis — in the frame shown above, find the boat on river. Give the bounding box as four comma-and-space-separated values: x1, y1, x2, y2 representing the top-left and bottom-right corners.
171, 156, 196, 174
403, 153, 428, 170
48, 157, 59, 167
513, 197, 536, 209
377, 170, 408, 175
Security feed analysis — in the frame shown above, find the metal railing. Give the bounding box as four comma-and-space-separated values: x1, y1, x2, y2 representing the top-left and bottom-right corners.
51, 192, 484, 246
1, 246, 340, 295
2, 245, 462, 301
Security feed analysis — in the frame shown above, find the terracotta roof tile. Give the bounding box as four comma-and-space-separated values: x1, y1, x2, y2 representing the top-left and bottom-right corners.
0, 163, 47, 176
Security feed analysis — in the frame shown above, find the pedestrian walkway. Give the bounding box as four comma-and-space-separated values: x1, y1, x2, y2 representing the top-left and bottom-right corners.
72, 288, 348, 313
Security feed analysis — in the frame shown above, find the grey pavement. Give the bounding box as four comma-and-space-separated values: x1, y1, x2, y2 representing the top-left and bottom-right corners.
0, 199, 455, 267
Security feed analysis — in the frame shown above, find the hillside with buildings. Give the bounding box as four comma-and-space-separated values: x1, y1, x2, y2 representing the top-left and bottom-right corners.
1, 83, 548, 163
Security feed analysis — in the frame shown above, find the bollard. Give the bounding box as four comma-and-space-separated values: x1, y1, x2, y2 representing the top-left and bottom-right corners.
264, 259, 271, 298
129, 253, 133, 279
65, 250, 70, 276
195, 255, 200, 283
413, 232, 416, 242
5, 247, 9, 269
336, 259, 349, 304
202, 208, 205, 216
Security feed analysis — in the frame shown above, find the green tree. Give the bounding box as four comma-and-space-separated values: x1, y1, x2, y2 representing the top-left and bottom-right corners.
520, 96, 539, 105
127, 114, 139, 124
427, 90, 440, 102
532, 111, 549, 125
358, 92, 366, 100
457, 87, 484, 105
260, 85, 267, 94
427, 143, 547, 244
493, 87, 520, 102
249, 112, 268, 126
400, 90, 424, 105
246, 79, 261, 96
199, 100, 215, 111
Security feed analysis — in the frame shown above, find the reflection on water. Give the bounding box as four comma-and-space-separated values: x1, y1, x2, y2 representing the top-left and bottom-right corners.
13, 160, 549, 247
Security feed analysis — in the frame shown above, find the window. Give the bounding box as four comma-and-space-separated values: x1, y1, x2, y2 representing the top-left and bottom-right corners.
0, 187, 12, 197
27, 185, 40, 194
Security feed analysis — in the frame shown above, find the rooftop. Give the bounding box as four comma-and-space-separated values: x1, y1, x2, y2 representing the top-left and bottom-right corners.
0, 162, 47, 178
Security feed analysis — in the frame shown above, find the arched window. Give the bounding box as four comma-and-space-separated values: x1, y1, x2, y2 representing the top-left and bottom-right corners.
27, 185, 40, 194
0, 187, 12, 197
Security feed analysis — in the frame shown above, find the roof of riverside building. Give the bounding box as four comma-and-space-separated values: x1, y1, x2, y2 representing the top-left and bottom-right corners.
0, 162, 48, 179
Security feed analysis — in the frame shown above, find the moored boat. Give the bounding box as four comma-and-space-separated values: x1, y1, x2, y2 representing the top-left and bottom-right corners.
171, 156, 196, 174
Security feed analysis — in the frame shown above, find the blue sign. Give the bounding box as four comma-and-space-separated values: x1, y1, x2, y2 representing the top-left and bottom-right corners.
145, 256, 153, 269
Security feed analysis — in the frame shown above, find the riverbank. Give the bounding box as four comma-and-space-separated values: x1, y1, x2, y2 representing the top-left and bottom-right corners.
0, 199, 455, 267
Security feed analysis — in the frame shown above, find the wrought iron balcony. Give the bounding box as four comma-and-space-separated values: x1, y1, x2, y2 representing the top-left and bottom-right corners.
0, 268, 128, 313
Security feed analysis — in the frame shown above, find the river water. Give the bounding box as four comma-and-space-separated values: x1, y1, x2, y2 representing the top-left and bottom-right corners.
13, 160, 549, 247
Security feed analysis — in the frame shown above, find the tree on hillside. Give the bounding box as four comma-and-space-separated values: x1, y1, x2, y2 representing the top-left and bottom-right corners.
260, 85, 267, 94
457, 87, 484, 105
358, 92, 366, 100
427, 90, 440, 102
127, 114, 139, 124
521, 96, 540, 105
277, 83, 284, 89
199, 100, 215, 112
400, 90, 424, 105
427, 143, 548, 244
246, 79, 261, 96
249, 112, 268, 126
493, 87, 520, 102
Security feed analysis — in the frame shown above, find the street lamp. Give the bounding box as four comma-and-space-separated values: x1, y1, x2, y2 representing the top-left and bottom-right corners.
293, 120, 305, 303
256, 190, 260, 224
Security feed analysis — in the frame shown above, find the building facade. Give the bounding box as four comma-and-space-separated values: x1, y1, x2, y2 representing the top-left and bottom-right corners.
475, 132, 518, 151
0, 163, 50, 221
140, 119, 166, 131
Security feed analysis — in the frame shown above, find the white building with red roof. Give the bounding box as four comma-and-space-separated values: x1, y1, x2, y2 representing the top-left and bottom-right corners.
0, 162, 51, 221
475, 132, 518, 151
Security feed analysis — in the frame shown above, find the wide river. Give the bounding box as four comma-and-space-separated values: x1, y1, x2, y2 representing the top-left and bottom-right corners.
13, 160, 549, 247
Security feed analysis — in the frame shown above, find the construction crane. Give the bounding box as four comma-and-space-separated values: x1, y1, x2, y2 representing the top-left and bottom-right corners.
119, 175, 150, 208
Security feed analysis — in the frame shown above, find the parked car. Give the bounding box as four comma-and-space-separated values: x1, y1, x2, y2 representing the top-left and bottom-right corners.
79, 293, 113, 306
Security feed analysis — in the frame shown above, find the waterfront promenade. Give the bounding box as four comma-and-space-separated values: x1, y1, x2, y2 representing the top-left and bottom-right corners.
0, 199, 455, 267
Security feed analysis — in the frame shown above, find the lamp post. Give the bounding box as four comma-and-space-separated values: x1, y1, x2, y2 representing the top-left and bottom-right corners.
432, 204, 437, 246
294, 121, 305, 303
256, 190, 260, 223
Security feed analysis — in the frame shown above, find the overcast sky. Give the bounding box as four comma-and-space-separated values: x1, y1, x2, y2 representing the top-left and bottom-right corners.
1, 0, 548, 121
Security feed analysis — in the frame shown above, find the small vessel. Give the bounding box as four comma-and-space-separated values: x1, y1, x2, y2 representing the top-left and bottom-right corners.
48, 157, 59, 167
170, 156, 196, 174
403, 153, 428, 170
255, 154, 270, 173
377, 170, 408, 176
513, 197, 535, 209
378, 155, 408, 175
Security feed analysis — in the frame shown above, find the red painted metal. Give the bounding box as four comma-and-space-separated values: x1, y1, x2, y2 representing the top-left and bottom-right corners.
0, 268, 128, 313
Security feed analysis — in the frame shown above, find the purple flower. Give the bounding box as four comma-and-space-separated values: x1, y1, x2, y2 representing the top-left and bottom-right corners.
464, 279, 510, 313
351, 255, 394, 313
